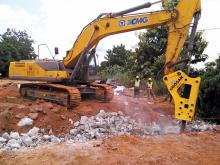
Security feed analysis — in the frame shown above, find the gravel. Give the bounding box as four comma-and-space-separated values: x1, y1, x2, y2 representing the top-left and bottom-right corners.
0, 110, 216, 151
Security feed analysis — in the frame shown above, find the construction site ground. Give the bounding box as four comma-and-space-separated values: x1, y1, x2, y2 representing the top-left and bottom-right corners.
1, 129, 220, 165
0, 79, 220, 165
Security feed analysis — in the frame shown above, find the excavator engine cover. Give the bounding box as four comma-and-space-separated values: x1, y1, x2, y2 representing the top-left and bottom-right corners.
163, 71, 201, 121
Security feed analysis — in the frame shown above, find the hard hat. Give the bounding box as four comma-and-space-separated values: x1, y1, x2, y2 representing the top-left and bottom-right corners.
136, 76, 139, 79
148, 78, 152, 81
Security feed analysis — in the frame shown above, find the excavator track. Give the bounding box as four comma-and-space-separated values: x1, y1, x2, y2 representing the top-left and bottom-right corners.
91, 83, 114, 102
19, 83, 81, 108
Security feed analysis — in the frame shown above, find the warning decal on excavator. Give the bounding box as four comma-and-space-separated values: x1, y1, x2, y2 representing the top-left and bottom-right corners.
169, 75, 183, 91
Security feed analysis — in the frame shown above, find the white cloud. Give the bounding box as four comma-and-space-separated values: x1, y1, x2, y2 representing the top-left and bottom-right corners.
0, 0, 219, 67
0, 5, 38, 31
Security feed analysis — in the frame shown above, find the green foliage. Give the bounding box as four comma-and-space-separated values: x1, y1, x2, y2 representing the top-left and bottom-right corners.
180, 32, 208, 65
135, 28, 208, 80
98, 65, 133, 87
103, 44, 133, 70
99, 44, 138, 86
152, 79, 167, 96
197, 56, 220, 123
134, 27, 168, 78
0, 28, 36, 76
162, 0, 178, 10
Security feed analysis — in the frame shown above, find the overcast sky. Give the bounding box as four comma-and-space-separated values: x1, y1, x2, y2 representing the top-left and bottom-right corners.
0, 0, 220, 68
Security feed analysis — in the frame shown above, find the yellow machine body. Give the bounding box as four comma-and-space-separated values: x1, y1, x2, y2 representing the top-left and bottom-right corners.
9, 61, 68, 82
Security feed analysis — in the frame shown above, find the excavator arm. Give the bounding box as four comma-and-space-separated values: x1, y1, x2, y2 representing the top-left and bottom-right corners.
64, 0, 201, 73
63, 0, 202, 121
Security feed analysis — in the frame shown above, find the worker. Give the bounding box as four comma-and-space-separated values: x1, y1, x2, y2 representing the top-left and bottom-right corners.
146, 77, 156, 100
134, 76, 141, 98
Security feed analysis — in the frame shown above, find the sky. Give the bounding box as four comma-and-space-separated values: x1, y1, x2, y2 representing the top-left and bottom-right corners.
0, 0, 220, 68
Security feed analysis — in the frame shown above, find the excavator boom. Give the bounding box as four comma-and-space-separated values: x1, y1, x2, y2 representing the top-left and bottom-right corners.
63, 10, 176, 68
64, 0, 201, 75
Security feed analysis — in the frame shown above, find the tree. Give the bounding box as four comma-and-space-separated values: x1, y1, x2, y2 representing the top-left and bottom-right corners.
99, 44, 135, 86
197, 56, 220, 123
134, 28, 208, 79
103, 44, 133, 70
0, 28, 36, 76
134, 27, 168, 78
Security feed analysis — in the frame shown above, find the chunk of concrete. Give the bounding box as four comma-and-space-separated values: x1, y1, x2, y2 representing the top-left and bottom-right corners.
70, 129, 78, 135
7, 139, 21, 149
22, 136, 32, 146
27, 127, 40, 137
0, 137, 7, 143
2, 132, 10, 140
80, 116, 88, 125
17, 117, 33, 126
50, 136, 61, 143
10, 132, 20, 140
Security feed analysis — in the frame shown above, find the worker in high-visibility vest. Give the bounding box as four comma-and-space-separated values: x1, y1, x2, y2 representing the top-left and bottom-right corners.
146, 77, 156, 100
134, 76, 141, 98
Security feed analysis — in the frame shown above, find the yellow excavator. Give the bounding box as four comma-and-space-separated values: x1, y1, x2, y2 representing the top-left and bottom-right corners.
9, 0, 201, 122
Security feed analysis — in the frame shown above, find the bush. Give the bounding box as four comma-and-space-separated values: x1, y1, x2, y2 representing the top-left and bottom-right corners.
197, 58, 220, 123
98, 65, 134, 87
152, 79, 167, 96
0, 29, 36, 76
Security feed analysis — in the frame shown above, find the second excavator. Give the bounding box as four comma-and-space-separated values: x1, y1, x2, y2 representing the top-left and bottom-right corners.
9, 0, 201, 122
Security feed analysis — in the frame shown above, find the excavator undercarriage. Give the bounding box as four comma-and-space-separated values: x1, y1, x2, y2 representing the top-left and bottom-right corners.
19, 83, 113, 109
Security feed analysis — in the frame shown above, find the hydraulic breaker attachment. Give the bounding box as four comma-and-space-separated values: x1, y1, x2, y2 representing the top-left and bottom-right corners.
163, 71, 201, 121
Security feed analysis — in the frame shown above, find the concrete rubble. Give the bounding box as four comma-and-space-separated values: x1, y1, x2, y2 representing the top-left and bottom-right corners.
17, 117, 33, 127
186, 120, 216, 132
0, 110, 216, 151
114, 86, 125, 96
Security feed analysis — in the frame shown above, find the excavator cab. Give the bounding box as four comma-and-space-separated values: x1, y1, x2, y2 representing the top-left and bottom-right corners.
87, 54, 98, 81
76, 53, 98, 82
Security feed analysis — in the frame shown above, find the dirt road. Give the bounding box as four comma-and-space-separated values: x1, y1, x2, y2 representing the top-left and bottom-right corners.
1, 127, 220, 165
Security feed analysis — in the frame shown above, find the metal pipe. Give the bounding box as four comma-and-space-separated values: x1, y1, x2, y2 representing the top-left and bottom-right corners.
111, 1, 161, 17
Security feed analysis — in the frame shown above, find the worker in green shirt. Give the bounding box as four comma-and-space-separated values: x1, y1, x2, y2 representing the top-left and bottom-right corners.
146, 77, 156, 100
134, 76, 141, 98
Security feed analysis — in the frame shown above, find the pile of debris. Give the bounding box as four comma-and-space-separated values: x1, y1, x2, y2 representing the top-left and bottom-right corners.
68, 110, 171, 141
186, 120, 216, 132
0, 110, 216, 151
0, 127, 61, 151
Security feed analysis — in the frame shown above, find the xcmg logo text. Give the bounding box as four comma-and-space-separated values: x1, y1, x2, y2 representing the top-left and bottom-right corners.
119, 17, 148, 27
